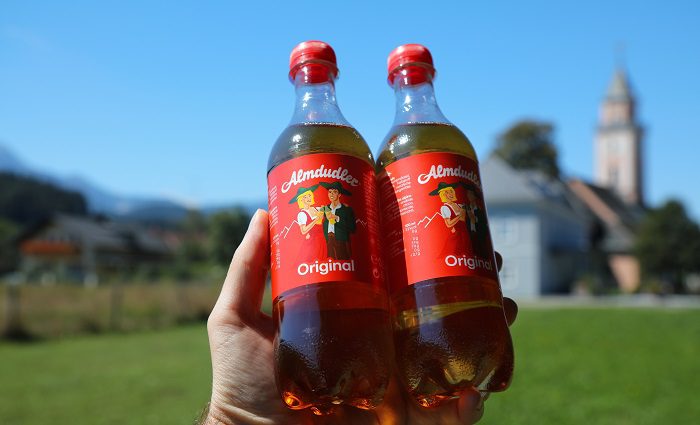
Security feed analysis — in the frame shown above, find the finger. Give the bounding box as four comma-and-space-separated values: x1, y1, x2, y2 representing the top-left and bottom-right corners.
457, 387, 484, 424
211, 209, 270, 325
373, 376, 408, 425
503, 297, 518, 327
494, 251, 503, 272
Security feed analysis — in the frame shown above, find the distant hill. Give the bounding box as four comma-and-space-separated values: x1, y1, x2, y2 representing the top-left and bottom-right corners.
0, 144, 31, 174
0, 142, 190, 219
0, 172, 88, 225
0, 143, 265, 223
203, 200, 267, 216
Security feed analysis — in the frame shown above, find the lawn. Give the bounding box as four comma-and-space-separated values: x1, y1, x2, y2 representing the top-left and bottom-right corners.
0, 325, 211, 425
482, 308, 700, 425
1, 308, 699, 425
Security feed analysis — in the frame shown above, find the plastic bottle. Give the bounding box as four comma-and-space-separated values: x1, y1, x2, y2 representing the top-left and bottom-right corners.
376, 44, 514, 407
267, 41, 392, 415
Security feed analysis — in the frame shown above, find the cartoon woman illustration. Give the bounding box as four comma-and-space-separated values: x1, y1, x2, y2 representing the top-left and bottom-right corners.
429, 182, 468, 258
289, 185, 327, 262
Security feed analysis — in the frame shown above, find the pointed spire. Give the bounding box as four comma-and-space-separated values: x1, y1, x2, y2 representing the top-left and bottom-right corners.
606, 69, 633, 101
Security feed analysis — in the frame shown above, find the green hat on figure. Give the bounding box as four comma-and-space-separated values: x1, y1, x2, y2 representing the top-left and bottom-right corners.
320, 181, 352, 195
428, 181, 461, 196
288, 184, 320, 204
428, 181, 480, 196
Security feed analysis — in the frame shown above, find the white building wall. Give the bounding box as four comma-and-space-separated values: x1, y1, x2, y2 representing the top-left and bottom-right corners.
488, 205, 540, 300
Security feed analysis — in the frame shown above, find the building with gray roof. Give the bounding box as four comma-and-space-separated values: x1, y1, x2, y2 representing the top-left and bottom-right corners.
18, 214, 173, 285
482, 156, 590, 298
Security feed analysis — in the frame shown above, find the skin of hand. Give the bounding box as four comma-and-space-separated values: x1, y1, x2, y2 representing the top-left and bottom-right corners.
205, 209, 517, 425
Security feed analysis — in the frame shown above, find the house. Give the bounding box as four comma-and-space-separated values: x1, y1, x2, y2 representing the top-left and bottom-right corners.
482, 156, 590, 298
483, 66, 646, 297
568, 179, 645, 293
18, 214, 173, 285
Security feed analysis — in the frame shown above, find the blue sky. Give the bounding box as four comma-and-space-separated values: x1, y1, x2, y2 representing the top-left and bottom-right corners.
1, 1, 699, 218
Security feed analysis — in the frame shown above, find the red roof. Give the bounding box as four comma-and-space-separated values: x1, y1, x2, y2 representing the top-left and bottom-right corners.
20, 240, 79, 256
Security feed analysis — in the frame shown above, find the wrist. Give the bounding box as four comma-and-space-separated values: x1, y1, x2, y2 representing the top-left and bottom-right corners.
197, 403, 236, 425
202, 400, 274, 425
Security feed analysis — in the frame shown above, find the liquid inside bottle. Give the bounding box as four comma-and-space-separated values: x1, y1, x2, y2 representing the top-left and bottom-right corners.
376, 44, 514, 407
268, 41, 392, 415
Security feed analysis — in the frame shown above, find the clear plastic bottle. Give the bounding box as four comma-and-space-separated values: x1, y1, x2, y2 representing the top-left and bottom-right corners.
267, 41, 392, 415
376, 44, 514, 407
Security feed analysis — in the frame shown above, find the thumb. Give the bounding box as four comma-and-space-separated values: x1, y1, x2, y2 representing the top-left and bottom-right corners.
210, 209, 270, 325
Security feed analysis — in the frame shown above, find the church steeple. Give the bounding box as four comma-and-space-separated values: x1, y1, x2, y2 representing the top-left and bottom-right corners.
606, 69, 633, 101
595, 68, 644, 206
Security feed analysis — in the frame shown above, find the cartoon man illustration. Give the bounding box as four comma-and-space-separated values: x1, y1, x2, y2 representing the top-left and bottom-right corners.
319, 181, 356, 260
465, 186, 491, 258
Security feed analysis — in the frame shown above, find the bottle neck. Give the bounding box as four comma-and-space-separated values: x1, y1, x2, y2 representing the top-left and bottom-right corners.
289, 70, 350, 126
391, 76, 450, 126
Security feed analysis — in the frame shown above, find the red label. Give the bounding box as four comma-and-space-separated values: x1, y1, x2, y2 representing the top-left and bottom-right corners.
268, 153, 383, 299
378, 152, 499, 294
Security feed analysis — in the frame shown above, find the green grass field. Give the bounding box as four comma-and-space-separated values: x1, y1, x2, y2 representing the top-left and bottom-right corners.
1, 308, 699, 425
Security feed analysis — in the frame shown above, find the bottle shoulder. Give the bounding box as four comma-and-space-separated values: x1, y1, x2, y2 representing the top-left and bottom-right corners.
376, 123, 478, 170
268, 123, 374, 173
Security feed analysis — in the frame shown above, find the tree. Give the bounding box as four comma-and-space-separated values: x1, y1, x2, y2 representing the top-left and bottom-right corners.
209, 209, 251, 266
0, 172, 87, 225
0, 218, 19, 273
177, 210, 209, 263
493, 120, 560, 178
634, 200, 700, 292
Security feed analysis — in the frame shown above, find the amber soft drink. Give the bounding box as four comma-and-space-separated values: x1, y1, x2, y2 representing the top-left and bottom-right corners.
376, 44, 514, 407
267, 41, 392, 415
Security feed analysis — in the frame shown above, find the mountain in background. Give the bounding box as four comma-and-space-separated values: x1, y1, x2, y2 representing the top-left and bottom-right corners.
0, 143, 191, 223
0, 144, 31, 174
0, 142, 267, 223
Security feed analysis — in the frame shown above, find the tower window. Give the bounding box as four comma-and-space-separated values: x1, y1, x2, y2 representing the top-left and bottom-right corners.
609, 168, 619, 186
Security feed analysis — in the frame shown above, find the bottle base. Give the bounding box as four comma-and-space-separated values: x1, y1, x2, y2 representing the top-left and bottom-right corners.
274, 282, 393, 415
283, 390, 383, 413
392, 279, 514, 404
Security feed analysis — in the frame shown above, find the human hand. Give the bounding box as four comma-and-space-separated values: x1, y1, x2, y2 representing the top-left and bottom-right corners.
205, 210, 306, 425
204, 210, 517, 425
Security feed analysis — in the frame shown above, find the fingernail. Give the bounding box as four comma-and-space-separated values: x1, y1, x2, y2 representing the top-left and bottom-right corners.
249, 209, 266, 227
457, 388, 482, 420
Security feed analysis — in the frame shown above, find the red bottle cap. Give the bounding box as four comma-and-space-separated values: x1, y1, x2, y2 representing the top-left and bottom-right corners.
289, 40, 339, 83
387, 43, 436, 86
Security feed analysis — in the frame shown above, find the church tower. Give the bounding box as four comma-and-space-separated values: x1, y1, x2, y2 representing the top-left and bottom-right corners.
595, 69, 644, 205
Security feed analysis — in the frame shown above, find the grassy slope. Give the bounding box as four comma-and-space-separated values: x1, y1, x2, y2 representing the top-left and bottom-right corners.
1, 308, 699, 425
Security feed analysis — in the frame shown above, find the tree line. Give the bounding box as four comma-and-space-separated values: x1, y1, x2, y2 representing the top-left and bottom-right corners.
0, 172, 252, 278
